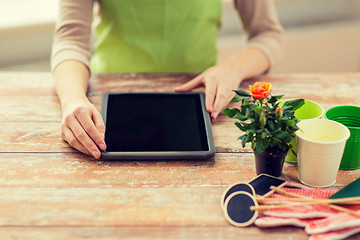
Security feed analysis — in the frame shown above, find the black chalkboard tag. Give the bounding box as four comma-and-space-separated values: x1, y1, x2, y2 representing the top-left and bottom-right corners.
221, 182, 255, 206
248, 174, 286, 197
223, 191, 258, 227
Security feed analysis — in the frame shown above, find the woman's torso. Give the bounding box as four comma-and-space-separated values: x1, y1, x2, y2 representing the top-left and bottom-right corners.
90, 0, 222, 73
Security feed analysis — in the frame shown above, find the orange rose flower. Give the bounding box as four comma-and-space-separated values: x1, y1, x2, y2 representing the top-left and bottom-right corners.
249, 82, 272, 100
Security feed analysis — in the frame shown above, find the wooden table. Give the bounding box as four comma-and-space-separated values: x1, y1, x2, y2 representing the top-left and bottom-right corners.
0, 72, 359, 240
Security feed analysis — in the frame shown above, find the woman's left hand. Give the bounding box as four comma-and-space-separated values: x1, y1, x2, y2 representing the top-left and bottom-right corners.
174, 48, 271, 120
174, 59, 245, 120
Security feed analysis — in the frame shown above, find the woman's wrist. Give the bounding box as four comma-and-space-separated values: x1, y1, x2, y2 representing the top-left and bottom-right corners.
60, 94, 89, 111
224, 47, 270, 80
53, 60, 91, 110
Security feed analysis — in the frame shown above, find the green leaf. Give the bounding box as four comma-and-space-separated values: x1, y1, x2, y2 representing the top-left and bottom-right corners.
272, 95, 284, 100
272, 137, 283, 144
283, 99, 305, 110
267, 120, 275, 131
235, 114, 248, 121
246, 129, 255, 136
291, 125, 300, 131
261, 131, 267, 139
223, 108, 240, 118
255, 142, 266, 154
245, 108, 252, 119
242, 137, 248, 148
234, 89, 251, 97
238, 134, 249, 148
230, 96, 245, 103
273, 102, 280, 109
278, 144, 289, 152
242, 98, 250, 107
235, 122, 246, 131
223, 108, 248, 120
268, 95, 283, 105
273, 131, 291, 140
286, 120, 296, 127
265, 128, 271, 135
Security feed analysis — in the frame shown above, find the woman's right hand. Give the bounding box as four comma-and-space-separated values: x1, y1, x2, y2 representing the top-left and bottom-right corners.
60, 97, 106, 159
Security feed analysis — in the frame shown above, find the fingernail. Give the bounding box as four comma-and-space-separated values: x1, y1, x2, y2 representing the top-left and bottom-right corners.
92, 151, 100, 159
208, 106, 213, 113
99, 143, 106, 151
212, 111, 218, 120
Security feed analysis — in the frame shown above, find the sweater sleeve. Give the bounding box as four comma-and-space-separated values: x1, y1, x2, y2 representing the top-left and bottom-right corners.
234, 0, 283, 69
51, 0, 94, 72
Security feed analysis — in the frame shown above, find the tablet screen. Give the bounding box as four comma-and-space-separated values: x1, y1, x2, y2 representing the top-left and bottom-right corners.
104, 93, 210, 153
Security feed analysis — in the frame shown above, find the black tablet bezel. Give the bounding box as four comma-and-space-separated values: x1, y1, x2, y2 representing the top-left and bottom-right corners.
100, 92, 215, 160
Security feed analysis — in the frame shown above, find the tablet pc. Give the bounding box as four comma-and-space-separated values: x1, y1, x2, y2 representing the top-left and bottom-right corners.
100, 92, 215, 160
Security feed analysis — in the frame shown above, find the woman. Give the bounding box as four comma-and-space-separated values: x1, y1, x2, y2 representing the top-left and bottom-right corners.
51, 0, 283, 159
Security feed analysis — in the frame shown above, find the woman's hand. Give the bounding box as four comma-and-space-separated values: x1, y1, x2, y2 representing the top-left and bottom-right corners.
53, 60, 106, 159
174, 59, 245, 120
61, 97, 106, 159
174, 48, 270, 120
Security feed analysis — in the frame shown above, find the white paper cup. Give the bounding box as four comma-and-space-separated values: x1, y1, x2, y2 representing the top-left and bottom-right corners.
279, 99, 325, 163
295, 119, 350, 187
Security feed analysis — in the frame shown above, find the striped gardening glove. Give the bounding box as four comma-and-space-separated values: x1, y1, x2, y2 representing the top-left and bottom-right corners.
254, 183, 360, 240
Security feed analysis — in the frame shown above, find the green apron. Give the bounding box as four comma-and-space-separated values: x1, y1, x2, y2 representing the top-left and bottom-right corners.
90, 0, 221, 73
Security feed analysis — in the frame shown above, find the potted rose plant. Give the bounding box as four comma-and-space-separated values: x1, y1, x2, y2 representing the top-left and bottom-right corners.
223, 82, 304, 177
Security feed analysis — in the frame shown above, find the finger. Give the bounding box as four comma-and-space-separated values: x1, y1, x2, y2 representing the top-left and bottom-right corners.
66, 114, 101, 159
75, 108, 106, 151
212, 88, 235, 120
62, 126, 92, 156
173, 74, 204, 92
92, 106, 105, 135
91, 106, 107, 151
204, 77, 217, 113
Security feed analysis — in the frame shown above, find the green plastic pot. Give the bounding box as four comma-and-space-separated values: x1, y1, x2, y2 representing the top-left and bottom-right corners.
325, 105, 360, 170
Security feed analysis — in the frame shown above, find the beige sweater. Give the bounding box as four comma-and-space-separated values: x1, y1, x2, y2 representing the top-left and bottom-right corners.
51, 0, 283, 72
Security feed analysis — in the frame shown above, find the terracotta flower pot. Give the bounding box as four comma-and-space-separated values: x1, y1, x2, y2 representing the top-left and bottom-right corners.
253, 148, 287, 177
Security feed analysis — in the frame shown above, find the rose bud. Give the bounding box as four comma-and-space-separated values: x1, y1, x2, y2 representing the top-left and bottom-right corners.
276, 107, 283, 119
